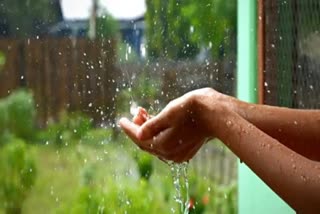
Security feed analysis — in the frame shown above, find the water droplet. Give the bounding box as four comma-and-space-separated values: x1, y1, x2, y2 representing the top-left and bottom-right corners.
226, 120, 232, 126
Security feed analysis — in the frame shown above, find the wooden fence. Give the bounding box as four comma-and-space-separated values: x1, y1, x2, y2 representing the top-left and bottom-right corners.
0, 38, 236, 127
0, 38, 237, 185
0, 38, 118, 127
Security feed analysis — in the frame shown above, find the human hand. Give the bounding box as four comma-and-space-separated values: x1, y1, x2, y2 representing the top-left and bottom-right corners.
119, 88, 226, 163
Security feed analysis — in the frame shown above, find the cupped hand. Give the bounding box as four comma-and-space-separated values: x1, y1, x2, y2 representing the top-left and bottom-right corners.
119, 88, 224, 163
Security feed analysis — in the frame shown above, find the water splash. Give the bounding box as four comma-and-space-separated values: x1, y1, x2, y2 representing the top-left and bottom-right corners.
168, 161, 190, 214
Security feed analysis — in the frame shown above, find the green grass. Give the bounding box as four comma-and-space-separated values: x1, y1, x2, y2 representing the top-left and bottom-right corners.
16, 135, 237, 214
23, 141, 138, 213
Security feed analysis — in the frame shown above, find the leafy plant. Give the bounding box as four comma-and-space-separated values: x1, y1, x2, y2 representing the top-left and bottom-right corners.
69, 187, 105, 214
0, 89, 36, 144
145, 0, 200, 59
37, 112, 93, 146
80, 128, 113, 146
134, 151, 154, 181
96, 13, 119, 39
145, 0, 236, 59
186, 169, 237, 214
0, 138, 37, 214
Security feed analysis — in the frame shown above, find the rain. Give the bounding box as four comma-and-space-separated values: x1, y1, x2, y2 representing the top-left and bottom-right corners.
1, 0, 319, 213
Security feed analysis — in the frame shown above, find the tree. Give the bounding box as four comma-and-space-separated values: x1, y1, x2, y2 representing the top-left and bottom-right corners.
182, 0, 237, 58
145, 0, 199, 60
145, 0, 237, 60
0, 0, 63, 38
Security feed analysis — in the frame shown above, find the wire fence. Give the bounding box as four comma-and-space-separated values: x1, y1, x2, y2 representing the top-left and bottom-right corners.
264, 0, 320, 108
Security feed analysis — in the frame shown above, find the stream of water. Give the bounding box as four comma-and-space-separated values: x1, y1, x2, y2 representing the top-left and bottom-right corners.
167, 161, 190, 214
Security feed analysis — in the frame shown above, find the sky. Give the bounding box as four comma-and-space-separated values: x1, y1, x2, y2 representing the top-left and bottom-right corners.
61, 0, 146, 20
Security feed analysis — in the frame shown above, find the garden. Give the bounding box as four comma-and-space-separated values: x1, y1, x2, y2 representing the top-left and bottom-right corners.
0, 89, 237, 214
0, 0, 239, 213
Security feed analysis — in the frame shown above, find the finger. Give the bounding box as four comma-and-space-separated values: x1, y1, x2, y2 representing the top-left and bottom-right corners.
119, 118, 153, 151
133, 107, 150, 125
119, 117, 140, 141
138, 97, 190, 141
139, 107, 150, 120
137, 106, 176, 140
133, 114, 145, 126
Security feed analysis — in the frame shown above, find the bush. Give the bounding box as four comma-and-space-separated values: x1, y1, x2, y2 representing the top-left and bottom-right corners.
69, 187, 105, 214
66, 179, 165, 214
0, 138, 37, 214
80, 128, 113, 146
96, 13, 118, 39
134, 151, 154, 181
0, 89, 36, 143
37, 112, 93, 146
187, 170, 238, 214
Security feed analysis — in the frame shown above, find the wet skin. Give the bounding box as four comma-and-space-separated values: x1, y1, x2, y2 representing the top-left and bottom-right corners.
119, 88, 320, 212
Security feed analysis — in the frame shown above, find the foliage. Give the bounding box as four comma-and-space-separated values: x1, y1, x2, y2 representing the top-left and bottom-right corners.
0, 89, 36, 144
145, 0, 200, 60
18, 139, 237, 214
134, 151, 154, 181
0, 0, 62, 38
116, 70, 160, 118
66, 178, 165, 214
182, 0, 237, 57
37, 111, 93, 146
145, 0, 236, 59
63, 151, 165, 214
117, 42, 140, 63
96, 13, 119, 39
0, 138, 37, 214
0, 50, 6, 73
68, 187, 105, 214
80, 128, 114, 146
187, 170, 237, 214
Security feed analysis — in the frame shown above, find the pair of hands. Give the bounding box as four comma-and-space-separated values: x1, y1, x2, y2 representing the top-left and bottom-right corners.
119, 88, 229, 163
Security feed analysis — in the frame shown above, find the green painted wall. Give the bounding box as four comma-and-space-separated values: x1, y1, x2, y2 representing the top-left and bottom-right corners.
236, 0, 294, 213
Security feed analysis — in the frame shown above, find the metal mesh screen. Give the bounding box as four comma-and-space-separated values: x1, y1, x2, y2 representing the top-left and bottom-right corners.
264, 0, 320, 109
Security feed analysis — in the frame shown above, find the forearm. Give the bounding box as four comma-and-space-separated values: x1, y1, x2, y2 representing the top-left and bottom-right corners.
227, 96, 320, 160
211, 109, 320, 211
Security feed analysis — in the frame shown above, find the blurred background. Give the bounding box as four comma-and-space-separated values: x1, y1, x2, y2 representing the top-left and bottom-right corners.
1, 0, 320, 213
0, 0, 237, 213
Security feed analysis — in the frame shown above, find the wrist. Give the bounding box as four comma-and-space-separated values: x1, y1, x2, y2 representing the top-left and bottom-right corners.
192, 88, 233, 136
